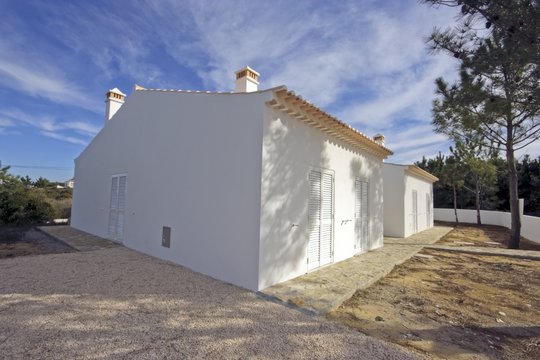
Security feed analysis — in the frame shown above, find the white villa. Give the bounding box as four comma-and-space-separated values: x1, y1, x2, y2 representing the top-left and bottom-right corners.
71, 67, 393, 291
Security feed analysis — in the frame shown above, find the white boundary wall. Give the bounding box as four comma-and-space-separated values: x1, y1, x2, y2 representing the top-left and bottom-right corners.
434, 204, 540, 244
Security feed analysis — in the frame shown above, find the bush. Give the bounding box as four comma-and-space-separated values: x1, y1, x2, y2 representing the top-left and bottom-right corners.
0, 168, 57, 226
0, 187, 55, 226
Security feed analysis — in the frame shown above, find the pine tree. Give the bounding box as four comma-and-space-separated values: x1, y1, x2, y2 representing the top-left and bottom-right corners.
423, 0, 540, 248
452, 139, 498, 225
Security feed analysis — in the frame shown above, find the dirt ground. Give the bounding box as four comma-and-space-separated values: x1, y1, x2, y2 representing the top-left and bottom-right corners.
0, 226, 74, 258
436, 222, 540, 251
329, 224, 540, 360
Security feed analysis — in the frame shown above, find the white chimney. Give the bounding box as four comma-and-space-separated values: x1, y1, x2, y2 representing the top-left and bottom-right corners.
234, 66, 260, 92
105, 88, 126, 123
373, 133, 385, 146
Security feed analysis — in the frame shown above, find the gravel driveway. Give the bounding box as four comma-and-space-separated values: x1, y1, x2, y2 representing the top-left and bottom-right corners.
0, 247, 418, 359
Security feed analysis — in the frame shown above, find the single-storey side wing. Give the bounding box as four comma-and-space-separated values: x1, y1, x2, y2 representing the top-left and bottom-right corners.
383, 163, 438, 238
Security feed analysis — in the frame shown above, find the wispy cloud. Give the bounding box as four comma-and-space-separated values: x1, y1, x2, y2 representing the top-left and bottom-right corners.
40, 131, 88, 146
145, 0, 462, 164
4, 0, 526, 165
0, 118, 14, 128
62, 121, 100, 137
0, 117, 16, 135
40, 2, 168, 85
0, 56, 101, 113
341, 56, 458, 126
0, 109, 94, 145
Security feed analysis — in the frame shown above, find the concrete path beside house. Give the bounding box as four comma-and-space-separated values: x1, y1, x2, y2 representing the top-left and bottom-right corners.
38, 226, 120, 252
261, 226, 453, 314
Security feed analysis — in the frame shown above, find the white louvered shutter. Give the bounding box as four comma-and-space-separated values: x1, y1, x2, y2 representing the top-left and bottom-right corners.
108, 175, 127, 241
308, 171, 322, 270
354, 179, 362, 251
361, 181, 369, 250
355, 178, 369, 252
116, 176, 127, 240
108, 176, 119, 238
412, 190, 418, 233
308, 170, 334, 270
426, 193, 431, 227
320, 172, 333, 266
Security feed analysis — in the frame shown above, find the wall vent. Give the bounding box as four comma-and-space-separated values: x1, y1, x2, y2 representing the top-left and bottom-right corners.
162, 226, 171, 248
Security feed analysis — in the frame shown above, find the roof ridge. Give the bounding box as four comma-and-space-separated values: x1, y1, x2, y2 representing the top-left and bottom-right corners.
134, 85, 286, 95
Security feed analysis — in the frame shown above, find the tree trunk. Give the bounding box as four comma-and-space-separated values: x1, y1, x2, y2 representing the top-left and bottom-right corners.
475, 176, 482, 225
506, 146, 521, 249
453, 185, 459, 224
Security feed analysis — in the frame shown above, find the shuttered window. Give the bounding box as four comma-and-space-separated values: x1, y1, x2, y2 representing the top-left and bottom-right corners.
308, 170, 334, 270
426, 193, 431, 227
412, 190, 418, 233
320, 173, 333, 265
108, 174, 127, 241
355, 178, 369, 252
308, 171, 321, 270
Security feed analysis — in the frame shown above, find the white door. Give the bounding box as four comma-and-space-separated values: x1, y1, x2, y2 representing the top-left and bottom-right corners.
412, 190, 418, 233
426, 193, 431, 228
308, 170, 334, 270
108, 175, 127, 242
355, 178, 369, 252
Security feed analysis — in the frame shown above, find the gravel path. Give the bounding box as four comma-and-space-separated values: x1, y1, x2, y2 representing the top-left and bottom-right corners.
0, 247, 418, 359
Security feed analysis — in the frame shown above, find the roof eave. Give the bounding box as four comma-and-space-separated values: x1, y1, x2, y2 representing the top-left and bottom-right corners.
406, 165, 439, 182
267, 87, 393, 159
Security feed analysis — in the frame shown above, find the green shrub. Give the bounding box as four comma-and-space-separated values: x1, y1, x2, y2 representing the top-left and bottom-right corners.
0, 168, 57, 226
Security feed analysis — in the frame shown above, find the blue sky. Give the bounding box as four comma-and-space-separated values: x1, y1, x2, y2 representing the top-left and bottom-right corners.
1, 0, 535, 181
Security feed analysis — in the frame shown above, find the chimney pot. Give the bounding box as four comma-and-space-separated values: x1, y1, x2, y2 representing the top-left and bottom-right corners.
234, 66, 260, 92
373, 133, 385, 146
105, 88, 126, 123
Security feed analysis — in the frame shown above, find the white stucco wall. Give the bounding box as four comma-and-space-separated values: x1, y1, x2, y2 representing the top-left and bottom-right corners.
434, 208, 509, 227
382, 164, 405, 237
522, 215, 540, 244
403, 173, 434, 237
382, 164, 435, 238
72, 89, 273, 290
257, 107, 385, 290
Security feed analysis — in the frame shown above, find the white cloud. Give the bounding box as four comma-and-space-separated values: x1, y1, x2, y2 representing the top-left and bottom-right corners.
141, 0, 463, 163
386, 125, 450, 162
0, 57, 101, 113
2, 0, 507, 163
62, 121, 100, 136
40, 2, 167, 85
0, 117, 16, 135
142, 0, 459, 111
340, 56, 457, 126
516, 140, 540, 161
0, 109, 94, 145
0, 118, 14, 127
389, 143, 451, 164
40, 131, 88, 146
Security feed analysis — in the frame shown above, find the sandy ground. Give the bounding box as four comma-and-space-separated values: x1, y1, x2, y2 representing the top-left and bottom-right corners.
0, 227, 74, 259
0, 246, 418, 360
329, 224, 540, 360
435, 222, 540, 251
